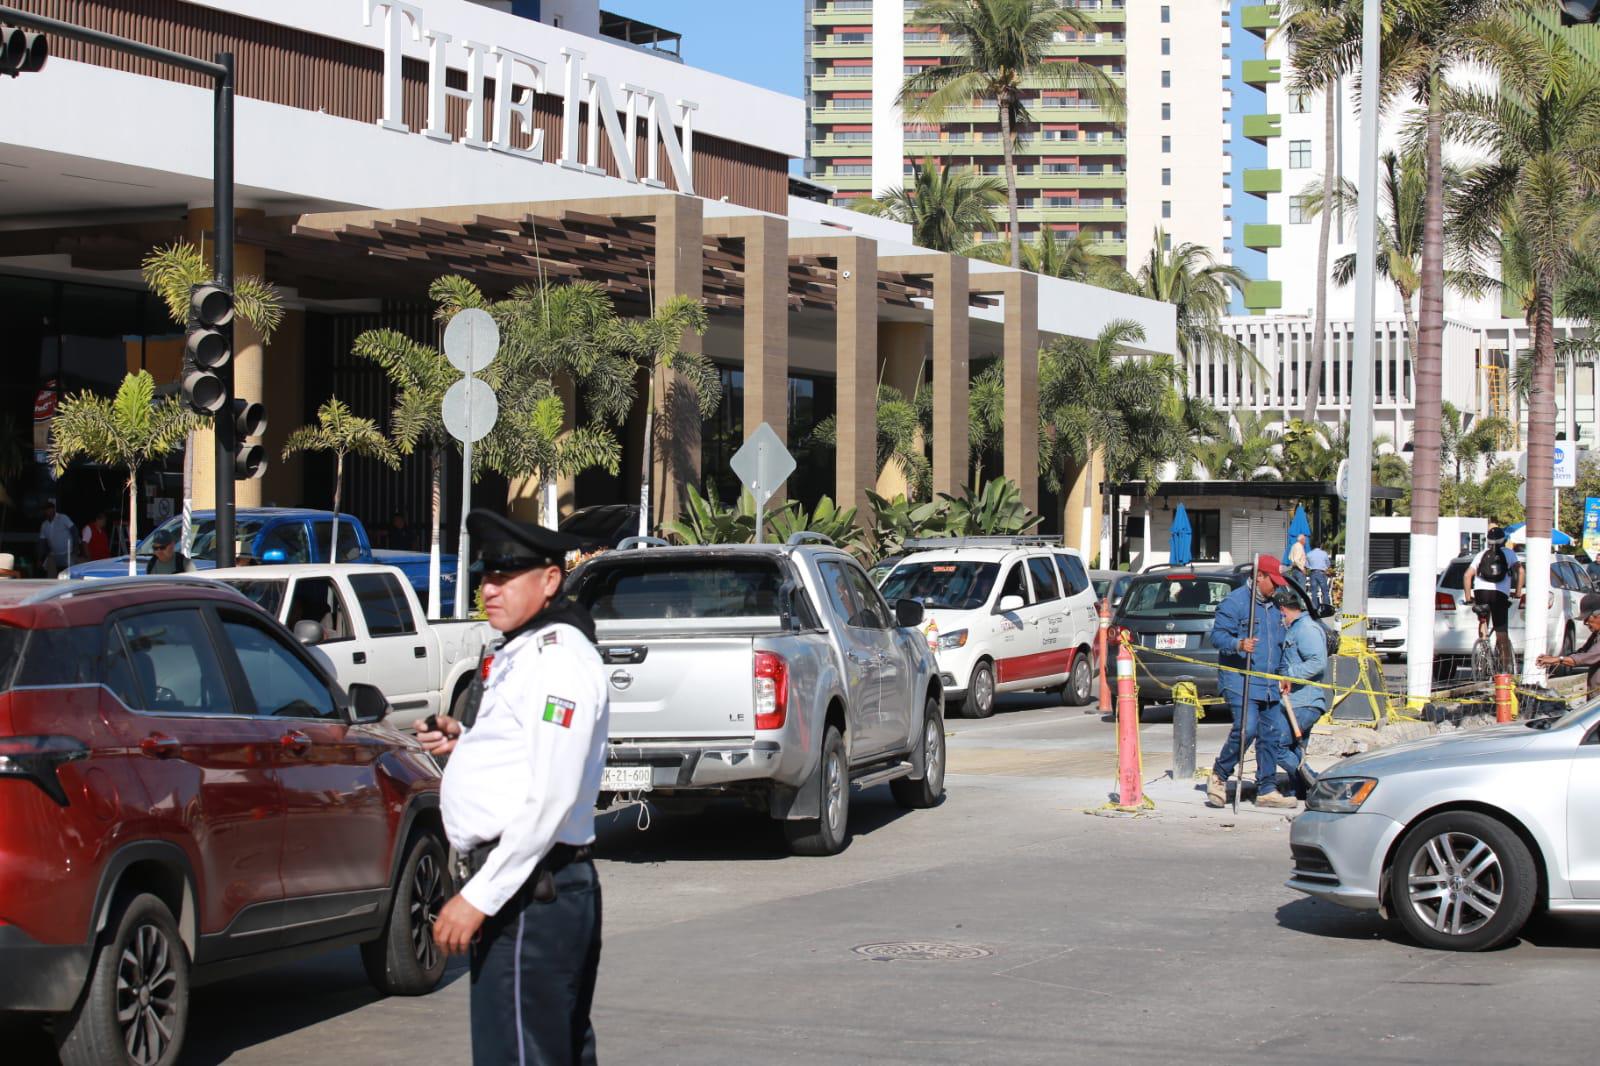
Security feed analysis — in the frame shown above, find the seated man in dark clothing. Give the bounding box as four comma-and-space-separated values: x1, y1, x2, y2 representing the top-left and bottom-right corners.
1538, 597, 1600, 695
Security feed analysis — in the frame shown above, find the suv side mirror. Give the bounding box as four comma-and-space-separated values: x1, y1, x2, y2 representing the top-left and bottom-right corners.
293, 619, 325, 645
894, 598, 924, 628
347, 682, 388, 724
996, 594, 1025, 613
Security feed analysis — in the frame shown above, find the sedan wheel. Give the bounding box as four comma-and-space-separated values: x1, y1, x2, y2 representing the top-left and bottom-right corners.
962, 661, 995, 719
1391, 811, 1536, 952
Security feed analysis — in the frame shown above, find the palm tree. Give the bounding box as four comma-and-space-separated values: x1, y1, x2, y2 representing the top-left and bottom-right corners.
282, 398, 401, 562
48, 371, 199, 576
601, 296, 715, 535
1446, 26, 1600, 667
1275, 0, 1356, 419
809, 384, 932, 498
141, 241, 284, 540
898, 0, 1124, 269
1038, 319, 1184, 559
1193, 411, 1285, 481
1301, 150, 1493, 352
853, 159, 1006, 252
1126, 230, 1254, 372
967, 362, 1006, 488
969, 226, 1126, 287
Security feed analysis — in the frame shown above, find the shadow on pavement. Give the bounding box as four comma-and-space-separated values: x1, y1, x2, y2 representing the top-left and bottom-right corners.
179, 951, 469, 1065
1274, 896, 1390, 941
595, 790, 916, 863
1515, 912, 1600, 951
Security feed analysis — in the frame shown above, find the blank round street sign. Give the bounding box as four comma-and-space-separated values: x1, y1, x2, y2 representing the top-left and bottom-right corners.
443, 308, 500, 374
442, 377, 498, 443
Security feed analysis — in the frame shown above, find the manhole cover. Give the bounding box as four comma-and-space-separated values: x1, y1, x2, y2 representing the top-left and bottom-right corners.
852, 941, 994, 961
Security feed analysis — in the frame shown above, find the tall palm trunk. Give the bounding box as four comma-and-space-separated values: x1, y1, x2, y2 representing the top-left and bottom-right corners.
1525, 278, 1558, 680
639, 369, 655, 539
1399, 288, 1418, 379
427, 446, 442, 617
998, 99, 1022, 270
1077, 441, 1095, 563
331, 451, 344, 563
1405, 67, 1446, 701
1304, 79, 1336, 418
125, 472, 138, 578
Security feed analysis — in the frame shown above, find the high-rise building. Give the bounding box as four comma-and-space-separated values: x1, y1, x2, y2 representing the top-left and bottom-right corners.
803, 0, 1233, 268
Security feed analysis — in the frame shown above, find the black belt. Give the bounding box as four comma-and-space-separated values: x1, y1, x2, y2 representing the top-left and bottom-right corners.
457, 841, 592, 904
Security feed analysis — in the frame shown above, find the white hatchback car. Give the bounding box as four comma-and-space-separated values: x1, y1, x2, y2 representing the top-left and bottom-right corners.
877, 542, 1099, 717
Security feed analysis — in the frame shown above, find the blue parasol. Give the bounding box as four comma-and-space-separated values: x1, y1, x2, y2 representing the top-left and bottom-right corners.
1169, 502, 1192, 565
1504, 521, 1574, 547
1284, 503, 1312, 564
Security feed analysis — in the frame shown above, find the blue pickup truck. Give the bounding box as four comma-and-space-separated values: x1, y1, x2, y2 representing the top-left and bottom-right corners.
63, 508, 458, 614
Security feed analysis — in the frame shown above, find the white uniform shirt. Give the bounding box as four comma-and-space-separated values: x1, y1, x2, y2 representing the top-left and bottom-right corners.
1472, 546, 1519, 595
39, 514, 74, 558
441, 619, 609, 917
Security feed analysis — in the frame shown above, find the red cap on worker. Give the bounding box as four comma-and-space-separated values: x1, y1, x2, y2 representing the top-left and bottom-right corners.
1256, 554, 1289, 588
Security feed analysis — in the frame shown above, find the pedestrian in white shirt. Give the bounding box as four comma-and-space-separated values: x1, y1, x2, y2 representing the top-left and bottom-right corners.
37, 500, 75, 577
416, 510, 605, 1066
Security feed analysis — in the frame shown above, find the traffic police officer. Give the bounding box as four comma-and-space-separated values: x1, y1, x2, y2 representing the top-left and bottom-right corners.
416, 510, 609, 1066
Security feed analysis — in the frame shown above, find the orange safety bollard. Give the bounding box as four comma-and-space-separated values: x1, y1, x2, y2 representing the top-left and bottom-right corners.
1116, 640, 1143, 807
1097, 596, 1113, 713
1494, 673, 1513, 724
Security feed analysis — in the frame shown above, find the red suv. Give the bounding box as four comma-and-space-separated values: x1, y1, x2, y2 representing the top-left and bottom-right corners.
0, 577, 450, 1065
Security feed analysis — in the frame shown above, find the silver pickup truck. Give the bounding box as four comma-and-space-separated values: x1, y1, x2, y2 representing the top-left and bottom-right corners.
566, 536, 946, 855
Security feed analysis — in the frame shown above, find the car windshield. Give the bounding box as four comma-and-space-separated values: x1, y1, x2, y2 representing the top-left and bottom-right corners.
1368, 573, 1408, 599
220, 579, 288, 616
1120, 576, 1236, 619
879, 561, 1000, 611
135, 517, 267, 560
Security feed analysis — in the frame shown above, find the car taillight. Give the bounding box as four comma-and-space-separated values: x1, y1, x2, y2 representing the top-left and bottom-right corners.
753, 652, 788, 731
480, 653, 495, 681
0, 735, 88, 806
1435, 591, 1457, 611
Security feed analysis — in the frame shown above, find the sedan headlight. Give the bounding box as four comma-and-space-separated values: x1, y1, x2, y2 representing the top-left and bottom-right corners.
1306, 777, 1378, 813
936, 628, 969, 650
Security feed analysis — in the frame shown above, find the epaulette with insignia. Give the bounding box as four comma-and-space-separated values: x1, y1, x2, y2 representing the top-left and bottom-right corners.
540, 630, 560, 648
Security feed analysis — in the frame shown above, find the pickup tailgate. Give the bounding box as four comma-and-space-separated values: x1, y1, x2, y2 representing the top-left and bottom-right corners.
596, 625, 757, 740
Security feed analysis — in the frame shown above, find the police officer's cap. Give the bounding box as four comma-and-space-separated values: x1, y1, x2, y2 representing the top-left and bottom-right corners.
466, 510, 582, 572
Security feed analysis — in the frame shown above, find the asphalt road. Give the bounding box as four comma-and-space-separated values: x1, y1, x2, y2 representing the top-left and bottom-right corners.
11, 695, 1597, 1065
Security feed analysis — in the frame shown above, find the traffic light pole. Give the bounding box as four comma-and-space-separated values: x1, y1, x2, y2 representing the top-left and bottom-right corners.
214, 52, 236, 567
0, 7, 238, 564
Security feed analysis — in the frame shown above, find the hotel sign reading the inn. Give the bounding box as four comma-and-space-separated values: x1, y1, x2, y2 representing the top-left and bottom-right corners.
363, 0, 700, 195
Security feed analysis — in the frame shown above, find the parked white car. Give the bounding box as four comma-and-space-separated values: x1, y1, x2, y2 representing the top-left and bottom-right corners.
206, 563, 496, 728
1434, 553, 1596, 664
877, 540, 1099, 717
1363, 566, 1442, 661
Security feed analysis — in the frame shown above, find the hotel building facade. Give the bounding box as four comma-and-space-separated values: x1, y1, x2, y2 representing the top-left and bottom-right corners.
0, 0, 1177, 562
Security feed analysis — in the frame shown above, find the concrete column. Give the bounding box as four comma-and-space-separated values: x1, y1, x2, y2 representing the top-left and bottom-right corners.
706, 215, 789, 501
877, 321, 927, 499
792, 236, 878, 519
184, 208, 267, 510
650, 196, 705, 530
884, 255, 968, 498
971, 273, 1038, 511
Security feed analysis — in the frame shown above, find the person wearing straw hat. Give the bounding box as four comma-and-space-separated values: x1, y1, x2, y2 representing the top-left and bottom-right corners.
0, 552, 18, 579
1538, 594, 1600, 696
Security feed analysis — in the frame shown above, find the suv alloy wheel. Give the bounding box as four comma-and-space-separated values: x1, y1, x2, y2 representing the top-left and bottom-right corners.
361, 831, 452, 995
57, 893, 189, 1066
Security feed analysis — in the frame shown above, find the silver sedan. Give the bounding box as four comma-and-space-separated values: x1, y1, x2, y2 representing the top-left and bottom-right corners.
1287, 699, 1600, 951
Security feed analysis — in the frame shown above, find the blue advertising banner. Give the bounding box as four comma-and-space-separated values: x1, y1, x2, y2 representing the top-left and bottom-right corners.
1584, 498, 1600, 560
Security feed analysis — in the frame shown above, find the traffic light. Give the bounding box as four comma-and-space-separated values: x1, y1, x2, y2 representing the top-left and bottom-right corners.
1562, 1, 1600, 25
182, 282, 232, 414
231, 398, 268, 480
0, 25, 47, 77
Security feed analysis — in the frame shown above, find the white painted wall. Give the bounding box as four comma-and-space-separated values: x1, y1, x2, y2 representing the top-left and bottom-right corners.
1126, 0, 1232, 269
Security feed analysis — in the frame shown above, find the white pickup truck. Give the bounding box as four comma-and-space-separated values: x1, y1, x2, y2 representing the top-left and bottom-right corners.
206, 563, 496, 728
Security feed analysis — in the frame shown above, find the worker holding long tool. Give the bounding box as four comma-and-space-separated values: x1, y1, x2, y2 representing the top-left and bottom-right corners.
1206, 556, 1291, 809
1273, 585, 1327, 803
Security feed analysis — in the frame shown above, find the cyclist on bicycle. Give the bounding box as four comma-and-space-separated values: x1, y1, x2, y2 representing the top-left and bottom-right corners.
1464, 526, 1523, 672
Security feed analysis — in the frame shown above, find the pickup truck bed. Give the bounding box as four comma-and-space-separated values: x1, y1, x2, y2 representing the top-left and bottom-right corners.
569, 542, 946, 855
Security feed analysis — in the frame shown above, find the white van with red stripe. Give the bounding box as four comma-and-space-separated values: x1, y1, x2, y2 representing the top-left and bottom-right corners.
877, 539, 1099, 718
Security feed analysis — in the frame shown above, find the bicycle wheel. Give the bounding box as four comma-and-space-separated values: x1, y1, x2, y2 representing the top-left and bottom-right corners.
1472, 638, 1496, 683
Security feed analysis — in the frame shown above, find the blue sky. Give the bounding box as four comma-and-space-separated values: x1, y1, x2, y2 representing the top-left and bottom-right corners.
605, 0, 805, 98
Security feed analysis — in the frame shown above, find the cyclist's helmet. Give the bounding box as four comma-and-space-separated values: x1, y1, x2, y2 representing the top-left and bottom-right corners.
1487, 526, 1506, 544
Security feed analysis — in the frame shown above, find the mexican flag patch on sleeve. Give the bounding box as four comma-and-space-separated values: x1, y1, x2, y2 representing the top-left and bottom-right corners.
542, 697, 576, 728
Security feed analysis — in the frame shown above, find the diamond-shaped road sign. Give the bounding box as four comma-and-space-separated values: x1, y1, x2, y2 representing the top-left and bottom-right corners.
731, 422, 796, 506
